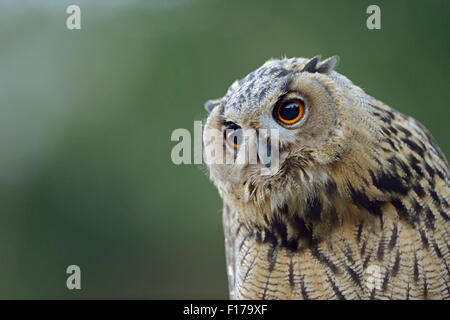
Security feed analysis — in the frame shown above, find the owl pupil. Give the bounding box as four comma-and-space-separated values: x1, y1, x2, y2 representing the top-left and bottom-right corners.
280, 103, 299, 120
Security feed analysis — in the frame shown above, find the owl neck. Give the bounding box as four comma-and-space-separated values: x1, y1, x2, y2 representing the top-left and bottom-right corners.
221, 154, 387, 249
222, 180, 355, 250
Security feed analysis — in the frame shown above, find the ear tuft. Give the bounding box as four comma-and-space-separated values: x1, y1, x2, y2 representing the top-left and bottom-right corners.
301, 55, 321, 73
316, 55, 339, 74
301, 55, 339, 74
204, 99, 221, 113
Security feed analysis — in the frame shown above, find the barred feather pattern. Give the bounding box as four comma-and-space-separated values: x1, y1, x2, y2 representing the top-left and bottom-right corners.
223, 98, 449, 300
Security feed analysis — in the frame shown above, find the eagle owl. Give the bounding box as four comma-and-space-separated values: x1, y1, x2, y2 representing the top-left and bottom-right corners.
203, 56, 449, 300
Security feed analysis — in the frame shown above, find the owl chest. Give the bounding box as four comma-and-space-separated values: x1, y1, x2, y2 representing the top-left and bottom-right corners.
224, 207, 450, 300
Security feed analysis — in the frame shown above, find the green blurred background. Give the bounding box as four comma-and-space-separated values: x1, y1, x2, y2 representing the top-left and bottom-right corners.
0, 0, 448, 299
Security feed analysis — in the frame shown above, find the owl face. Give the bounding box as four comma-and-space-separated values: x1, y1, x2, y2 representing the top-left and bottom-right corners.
204, 56, 357, 204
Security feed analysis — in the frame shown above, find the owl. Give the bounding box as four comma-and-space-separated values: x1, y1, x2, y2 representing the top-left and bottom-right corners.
203, 55, 449, 300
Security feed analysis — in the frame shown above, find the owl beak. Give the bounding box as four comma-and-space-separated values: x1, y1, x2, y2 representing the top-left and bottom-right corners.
257, 137, 272, 168
256, 130, 281, 176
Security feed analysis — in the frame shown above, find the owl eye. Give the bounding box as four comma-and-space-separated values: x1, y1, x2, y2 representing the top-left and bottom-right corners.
224, 128, 242, 149
275, 99, 304, 125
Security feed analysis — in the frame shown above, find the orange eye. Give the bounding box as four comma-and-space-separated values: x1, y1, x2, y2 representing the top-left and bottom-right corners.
275, 99, 304, 125
225, 128, 242, 149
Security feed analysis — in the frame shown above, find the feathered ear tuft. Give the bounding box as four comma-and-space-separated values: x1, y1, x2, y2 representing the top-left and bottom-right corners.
301, 55, 339, 74
316, 55, 339, 74
204, 99, 221, 113
301, 55, 321, 73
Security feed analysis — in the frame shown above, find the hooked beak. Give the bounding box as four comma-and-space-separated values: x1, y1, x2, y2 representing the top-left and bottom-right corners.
256, 130, 281, 176
257, 139, 272, 168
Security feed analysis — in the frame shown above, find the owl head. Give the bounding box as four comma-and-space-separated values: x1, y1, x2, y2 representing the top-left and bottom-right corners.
203, 56, 384, 228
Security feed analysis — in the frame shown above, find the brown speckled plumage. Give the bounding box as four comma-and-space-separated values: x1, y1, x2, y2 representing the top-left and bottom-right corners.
203, 56, 449, 300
